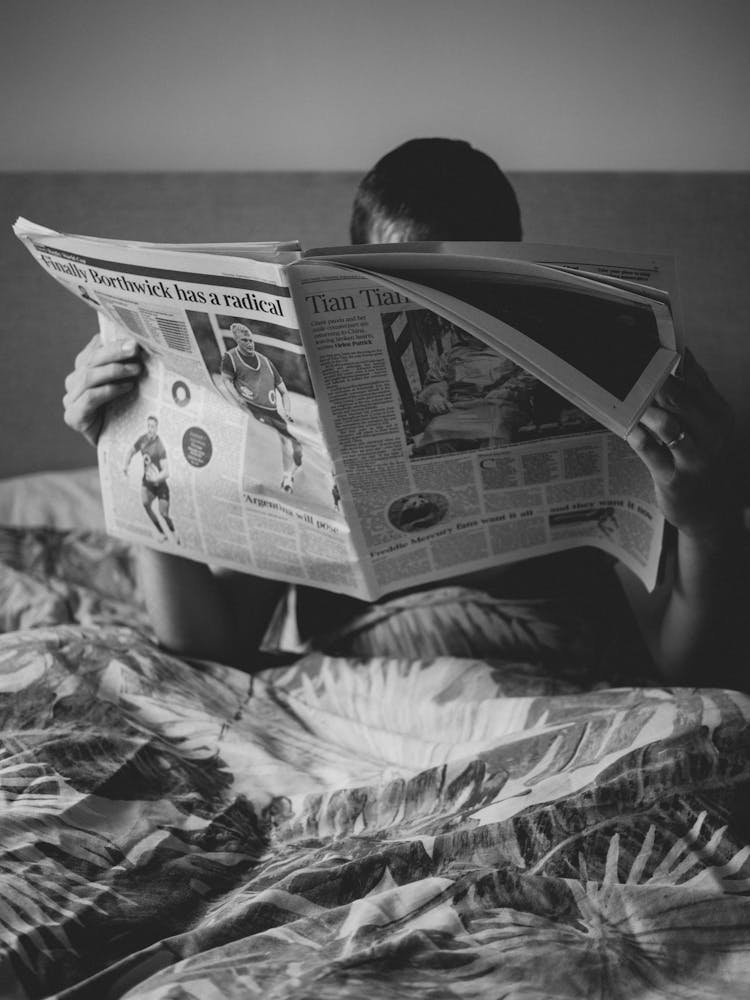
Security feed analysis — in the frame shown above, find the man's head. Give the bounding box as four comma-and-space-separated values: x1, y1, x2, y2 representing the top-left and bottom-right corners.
231, 322, 256, 355
146, 416, 158, 439
350, 138, 522, 245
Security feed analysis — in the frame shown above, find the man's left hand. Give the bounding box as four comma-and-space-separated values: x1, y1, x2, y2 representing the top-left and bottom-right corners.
626, 350, 740, 539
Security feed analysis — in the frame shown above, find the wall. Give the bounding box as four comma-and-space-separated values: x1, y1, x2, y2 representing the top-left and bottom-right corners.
3, 0, 749, 172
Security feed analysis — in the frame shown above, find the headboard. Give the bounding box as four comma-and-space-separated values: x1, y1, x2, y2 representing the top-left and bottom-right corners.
2, 171, 748, 479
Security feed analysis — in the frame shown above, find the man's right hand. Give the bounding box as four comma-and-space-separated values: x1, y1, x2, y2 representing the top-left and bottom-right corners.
63, 334, 143, 446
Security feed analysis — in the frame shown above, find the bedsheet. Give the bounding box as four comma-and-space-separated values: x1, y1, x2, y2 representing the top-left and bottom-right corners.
1, 525, 750, 1000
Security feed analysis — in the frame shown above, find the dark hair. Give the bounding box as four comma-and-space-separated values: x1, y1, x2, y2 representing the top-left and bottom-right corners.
350, 138, 522, 244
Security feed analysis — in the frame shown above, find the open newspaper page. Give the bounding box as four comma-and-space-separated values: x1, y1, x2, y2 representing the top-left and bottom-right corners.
288, 252, 673, 595
307, 249, 680, 438
14, 220, 369, 598
309, 241, 684, 341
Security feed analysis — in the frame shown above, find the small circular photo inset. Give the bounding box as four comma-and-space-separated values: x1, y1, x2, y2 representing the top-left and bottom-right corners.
172, 380, 191, 407
388, 491, 449, 533
182, 426, 213, 468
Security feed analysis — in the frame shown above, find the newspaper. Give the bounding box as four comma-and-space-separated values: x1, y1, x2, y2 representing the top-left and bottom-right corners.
14, 219, 682, 598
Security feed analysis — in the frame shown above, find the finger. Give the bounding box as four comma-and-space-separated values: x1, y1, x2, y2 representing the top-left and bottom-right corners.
656, 372, 720, 424
63, 381, 137, 434
65, 360, 142, 399
73, 336, 138, 377
655, 375, 691, 414
654, 374, 734, 458
626, 423, 674, 484
86, 337, 140, 370
637, 405, 695, 456
85, 359, 142, 388
633, 405, 700, 480
65, 360, 137, 397
73, 333, 103, 369
652, 378, 708, 450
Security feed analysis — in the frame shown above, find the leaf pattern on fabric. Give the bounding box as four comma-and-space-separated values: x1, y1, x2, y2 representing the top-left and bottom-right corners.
0, 525, 748, 999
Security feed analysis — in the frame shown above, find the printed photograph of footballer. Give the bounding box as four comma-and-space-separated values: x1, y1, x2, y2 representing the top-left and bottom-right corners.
220, 322, 303, 493
382, 309, 599, 457
185, 310, 343, 514
122, 415, 180, 544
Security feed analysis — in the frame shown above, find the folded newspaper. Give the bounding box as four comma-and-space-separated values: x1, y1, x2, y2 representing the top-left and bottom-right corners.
15, 219, 683, 598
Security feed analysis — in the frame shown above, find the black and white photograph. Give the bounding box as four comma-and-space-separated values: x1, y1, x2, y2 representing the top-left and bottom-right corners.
2, 3, 750, 998
121, 413, 181, 545
186, 309, 339, 511
387, 490, 450, 532
383, 307, 600, 456
418, 268, 665, 401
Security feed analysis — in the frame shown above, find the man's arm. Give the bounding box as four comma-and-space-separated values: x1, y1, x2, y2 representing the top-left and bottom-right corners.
122, 444, 137, 475
136, 548, 286, 667
647, 521, 748, 685
276, 380, 292, 421
220, 353, 251, 410
62, 338, 284, 667
221, 370, 246, 406
627, 352, 749, 688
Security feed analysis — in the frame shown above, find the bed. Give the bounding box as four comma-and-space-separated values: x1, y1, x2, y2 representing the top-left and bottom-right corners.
0, 466, 749, 1000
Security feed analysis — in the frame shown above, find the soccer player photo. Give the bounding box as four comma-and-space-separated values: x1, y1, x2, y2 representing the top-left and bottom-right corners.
122, 415, 180, 544
220, 322, 304, 494
382, 309, 598, 457
185, 310, 341, 515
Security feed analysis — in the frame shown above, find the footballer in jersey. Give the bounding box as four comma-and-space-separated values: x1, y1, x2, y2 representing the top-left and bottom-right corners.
122, 416, 180, 543
220, 323, 303, 493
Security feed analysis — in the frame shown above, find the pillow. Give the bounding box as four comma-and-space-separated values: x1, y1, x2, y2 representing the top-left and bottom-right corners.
0, 467, 105, 531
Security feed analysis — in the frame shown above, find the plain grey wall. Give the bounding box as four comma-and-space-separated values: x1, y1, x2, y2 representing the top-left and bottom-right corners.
3, 0, 750, 172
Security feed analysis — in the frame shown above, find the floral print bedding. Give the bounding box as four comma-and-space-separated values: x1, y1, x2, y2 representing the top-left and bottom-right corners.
1, 526, 749, 999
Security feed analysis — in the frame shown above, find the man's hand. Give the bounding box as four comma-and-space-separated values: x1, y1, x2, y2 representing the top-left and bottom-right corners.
63, 334, 142, 446
626, 351, 739, 539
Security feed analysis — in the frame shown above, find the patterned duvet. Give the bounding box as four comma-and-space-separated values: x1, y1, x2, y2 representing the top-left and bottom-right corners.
1, 526, 749, 999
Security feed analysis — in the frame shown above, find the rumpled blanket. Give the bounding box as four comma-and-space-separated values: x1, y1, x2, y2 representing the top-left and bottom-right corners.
1, 527, 749, 999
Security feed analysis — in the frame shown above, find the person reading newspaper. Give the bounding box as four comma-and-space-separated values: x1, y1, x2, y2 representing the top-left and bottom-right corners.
61, 138, 746, 687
